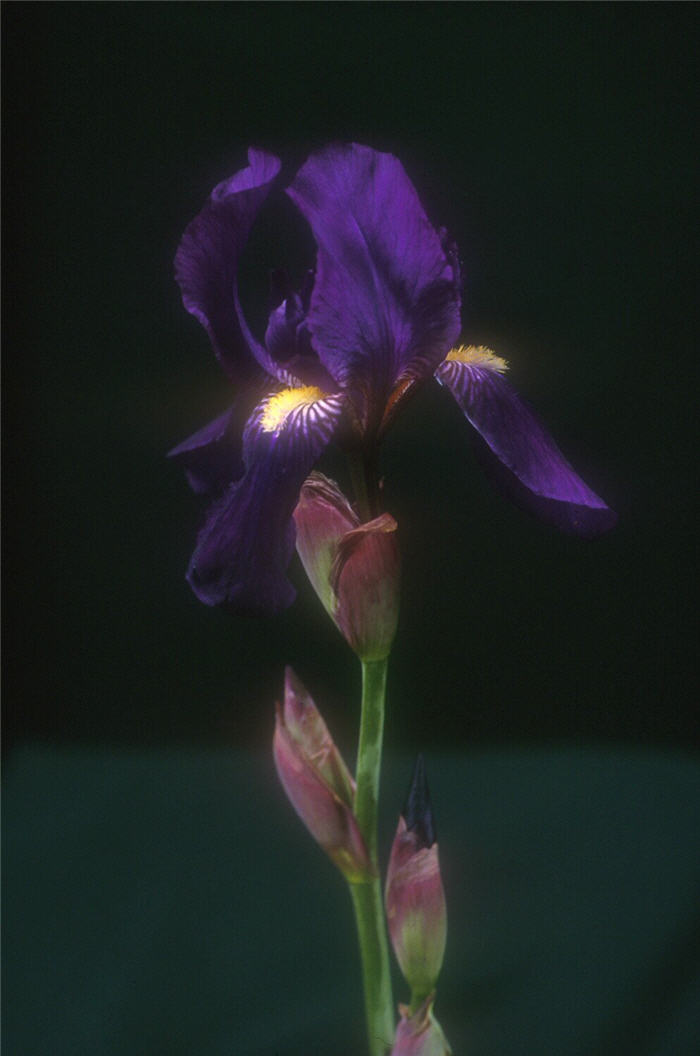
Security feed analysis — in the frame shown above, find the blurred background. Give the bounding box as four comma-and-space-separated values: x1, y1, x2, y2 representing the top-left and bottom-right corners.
3, 5, 698, 1055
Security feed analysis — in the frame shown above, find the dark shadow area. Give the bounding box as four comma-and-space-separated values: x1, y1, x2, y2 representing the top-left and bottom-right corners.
2, 4, 696, 759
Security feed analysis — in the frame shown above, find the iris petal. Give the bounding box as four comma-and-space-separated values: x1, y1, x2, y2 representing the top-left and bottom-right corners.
436, 353, 617, 537
186, 389, 344, 613
174, 148, 281, 383
287, 143, 461, 429
167, 405, 245, 495
264, 297, 335, 390
265, 293, 306, 363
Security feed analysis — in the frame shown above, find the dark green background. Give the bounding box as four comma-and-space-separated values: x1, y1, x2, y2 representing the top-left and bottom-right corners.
3, 5, 699, 1055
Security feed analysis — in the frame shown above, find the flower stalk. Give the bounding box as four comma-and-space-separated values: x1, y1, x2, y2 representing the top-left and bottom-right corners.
348, 448, 380, 521
350, 657, 395, 1056
172, 140, 619, 1056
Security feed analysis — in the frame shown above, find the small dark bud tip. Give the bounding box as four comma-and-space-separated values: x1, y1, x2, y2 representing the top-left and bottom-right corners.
402, 753, 436, 848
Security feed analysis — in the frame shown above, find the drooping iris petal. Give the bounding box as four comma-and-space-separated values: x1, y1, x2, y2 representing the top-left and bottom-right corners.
436, 346, 617, 537
186, 387, 344, 613
287, 143, 461, 429
174, 148, 282, 383
167, 398, 255, 495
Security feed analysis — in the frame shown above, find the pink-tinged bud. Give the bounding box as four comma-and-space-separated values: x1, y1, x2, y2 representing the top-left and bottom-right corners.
385, 757, 446, 996
273, 667, 373, 883
390, 995, 452, 1056
293, 472, 400, 661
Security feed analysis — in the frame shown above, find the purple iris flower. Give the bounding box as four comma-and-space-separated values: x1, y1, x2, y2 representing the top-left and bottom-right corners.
170, 144, 615, 615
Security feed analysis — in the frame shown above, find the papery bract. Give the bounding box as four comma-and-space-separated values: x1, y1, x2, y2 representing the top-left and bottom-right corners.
273, 667, 372, 883
390, 996, 452, 1056
385, 757, 446, 997
294, 472, 400, 660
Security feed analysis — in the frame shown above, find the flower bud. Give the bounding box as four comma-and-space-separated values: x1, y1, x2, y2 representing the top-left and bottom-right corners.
273, 667, 373, 883
385, 756, 447, 997
293, 472, 400, 661
390, 995, 452, 1056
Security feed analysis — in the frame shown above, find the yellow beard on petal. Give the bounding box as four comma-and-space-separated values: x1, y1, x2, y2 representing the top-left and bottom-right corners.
260, 386, 327, 432
445, 345, 509, 373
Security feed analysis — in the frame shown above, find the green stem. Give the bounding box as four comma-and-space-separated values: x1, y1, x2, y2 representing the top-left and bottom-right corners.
347, 447, 382, 522
409, 986, 431, 1015
349, 659, 394, 1056
348, 451, 373, 522
354, 660, 387, 856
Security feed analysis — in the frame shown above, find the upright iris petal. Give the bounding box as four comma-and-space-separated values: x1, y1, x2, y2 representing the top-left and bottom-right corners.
265, 292, 307, 363
264, 290, 335, 391
175, 147, 283, 383
436, 346, 617, 537
287, 143, 461, 431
